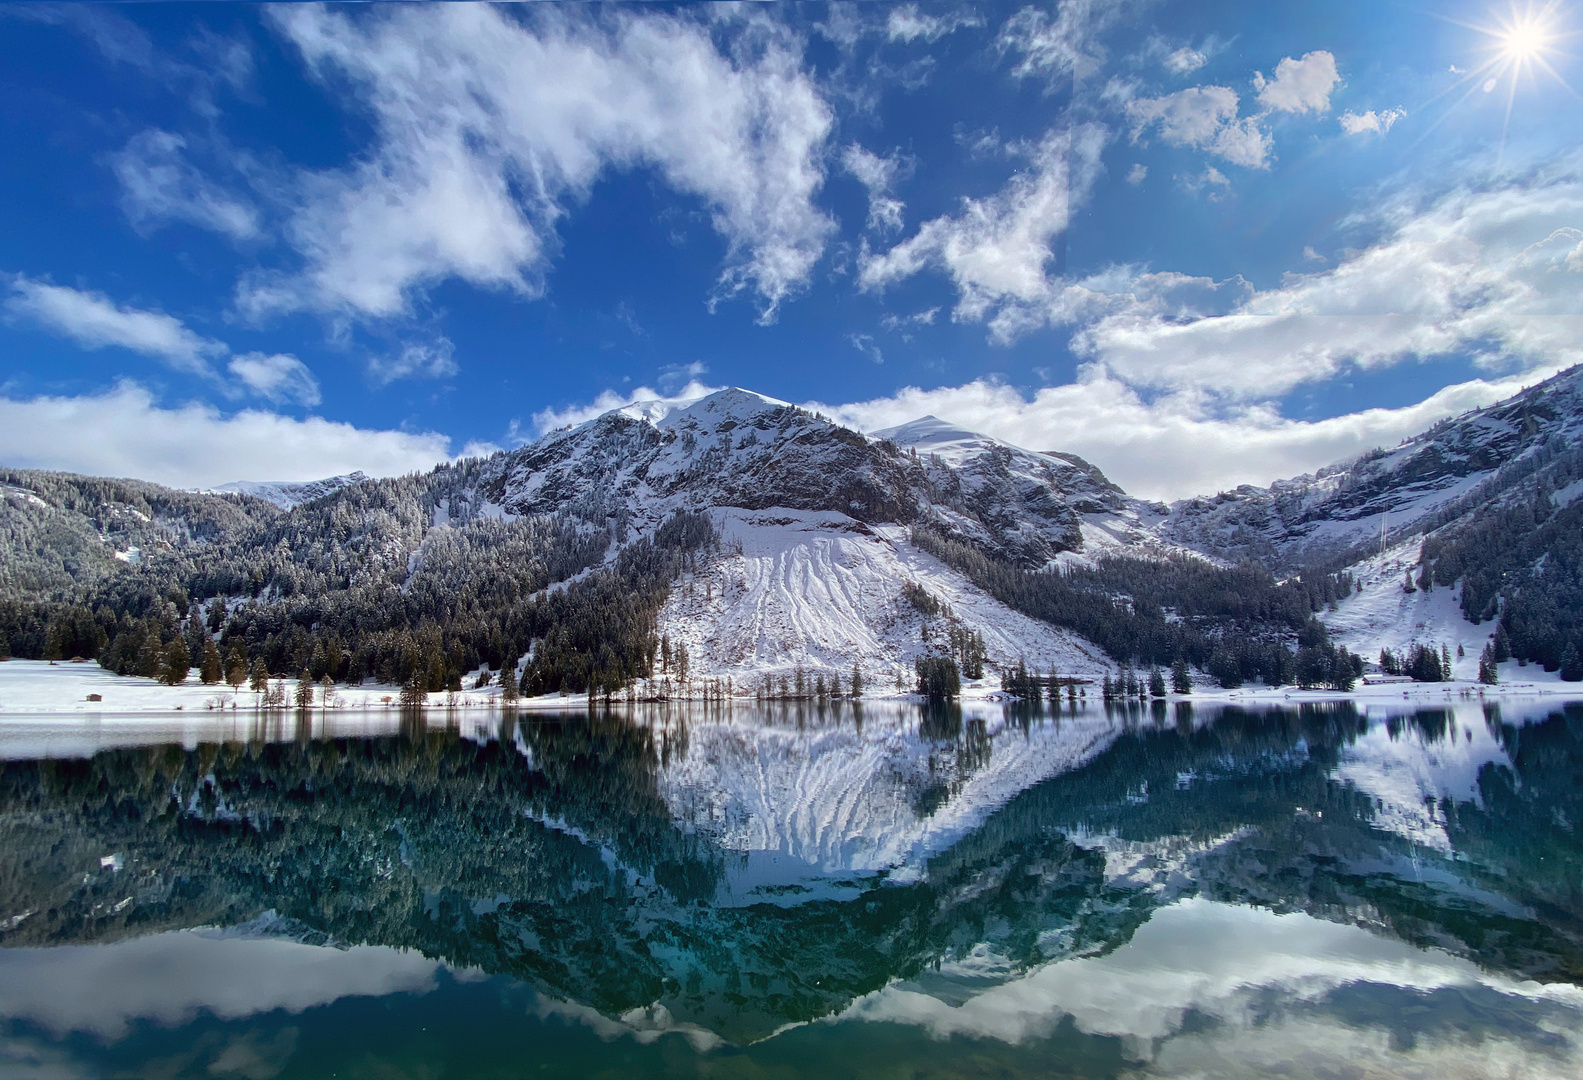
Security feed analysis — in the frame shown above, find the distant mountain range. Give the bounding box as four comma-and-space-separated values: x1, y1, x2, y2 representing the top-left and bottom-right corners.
4, 367, 1582, 687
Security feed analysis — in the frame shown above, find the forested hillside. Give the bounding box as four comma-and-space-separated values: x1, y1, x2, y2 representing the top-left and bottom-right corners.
3, 374, 1583, 694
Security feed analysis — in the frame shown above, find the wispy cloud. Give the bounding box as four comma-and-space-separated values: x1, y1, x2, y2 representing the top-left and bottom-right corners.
113, 130, 262, 242
365, 339, 458, 388
858, 124, 1108, 341
886, 4, 983, 44
5, 276, 328, 405
245, 4, 835, 325
848, 332, 884, 364
5, 277, 226, 377
227, 352, 321, 407
842, 145, 909, 233
1126, 85, 1271, 168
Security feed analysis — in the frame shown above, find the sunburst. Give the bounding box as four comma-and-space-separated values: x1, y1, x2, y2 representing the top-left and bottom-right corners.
1421, 2, 1579, 160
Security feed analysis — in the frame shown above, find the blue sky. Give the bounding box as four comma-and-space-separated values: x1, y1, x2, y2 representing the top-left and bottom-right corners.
2, 1, 1581, 498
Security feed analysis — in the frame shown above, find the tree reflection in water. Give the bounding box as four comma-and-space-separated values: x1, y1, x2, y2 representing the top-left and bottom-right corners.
1, 697, 1582, 1051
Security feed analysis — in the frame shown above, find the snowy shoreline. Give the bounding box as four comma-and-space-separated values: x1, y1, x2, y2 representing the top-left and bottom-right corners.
3, 658, 1582, 717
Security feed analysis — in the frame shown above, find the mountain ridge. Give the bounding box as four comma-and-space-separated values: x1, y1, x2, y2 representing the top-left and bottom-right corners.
2, 369, 1581, 689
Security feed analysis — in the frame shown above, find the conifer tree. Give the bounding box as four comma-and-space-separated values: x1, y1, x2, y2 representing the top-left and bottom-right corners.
295, 670, 314, 709
1478, 643, 1500, 685
200, 639, 223, 685
162, 638, 190, 686
1171, 658, 1192, 694
249, 658, 269, 693
1148, 668, 1167, 698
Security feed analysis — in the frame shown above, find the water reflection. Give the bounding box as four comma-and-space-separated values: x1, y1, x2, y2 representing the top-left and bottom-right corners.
1, 697, 1582, 1076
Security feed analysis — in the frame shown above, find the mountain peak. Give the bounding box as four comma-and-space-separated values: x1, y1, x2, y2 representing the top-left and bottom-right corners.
207, 472, 370, 509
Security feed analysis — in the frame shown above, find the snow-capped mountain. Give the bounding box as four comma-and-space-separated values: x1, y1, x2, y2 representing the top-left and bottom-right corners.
8, 368, 1583, 688
1160, 367, 1583, 572
206, 471, 371, 509
473, 389, 1135, 682
487, 388, 1164, 570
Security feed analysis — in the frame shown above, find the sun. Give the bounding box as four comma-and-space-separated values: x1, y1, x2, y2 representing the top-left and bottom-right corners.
1498, 15, 1555, 61
1421, 2, 1578, 159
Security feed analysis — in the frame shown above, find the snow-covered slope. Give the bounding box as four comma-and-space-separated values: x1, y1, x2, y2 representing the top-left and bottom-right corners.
1319, 540, 1496, 677
655, 508, 1112, 688
474, 389, 1169, 680
206, 472, 370, 509
1160, 366, 1583, 571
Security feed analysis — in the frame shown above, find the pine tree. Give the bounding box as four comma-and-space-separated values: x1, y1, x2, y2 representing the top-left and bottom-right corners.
320, 674, 336, 705
249, 658, 269, 693
295, 670, 314, 709
199, 639, 223, 685
162, 638, 190, 686
1148, 668, 1166, 698
401, 672, 427, 708
226, 644, 248, 691
1562, 644, 1583, 683
1478, 643, 1499, 685
1493, 626, 1512, 663
850, 662, 864, 698
1171, 658, 1192, 694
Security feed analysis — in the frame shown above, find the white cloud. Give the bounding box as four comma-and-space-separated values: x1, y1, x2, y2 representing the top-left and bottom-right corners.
657, 360, 709, 393
881, 307, 940, 331
0, 930, 442, 1040
1254, 51, 1339, 114
0, 382, 454, 488
848, 332, 884, 364
365, 339, 458, 387
886, 5, 983, 44
226, 352, 321, 406
857, 124, 1109, 340
1126, 163, 1148, 185
1075, 172, 1583, 397
5, 278, 226, 377
1340, 107, 1406, 136
836, 898, 1583, 1072
112, 129, 261, 241
811, 365, 1551, 500
997, 2, 1122, 84
530, 379, 722, 433
1126, 85, 1271, 168
248, 4, 834, 324
842, 145, 907, 232
1163, 45, 1207, 75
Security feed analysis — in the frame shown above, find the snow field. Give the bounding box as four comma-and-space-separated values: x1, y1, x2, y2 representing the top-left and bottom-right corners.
1320, 537, 1566, 687
653, 508, 1113, 692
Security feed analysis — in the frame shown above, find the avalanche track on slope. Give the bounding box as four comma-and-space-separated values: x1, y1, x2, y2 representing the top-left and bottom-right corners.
655, 508, 1113, 688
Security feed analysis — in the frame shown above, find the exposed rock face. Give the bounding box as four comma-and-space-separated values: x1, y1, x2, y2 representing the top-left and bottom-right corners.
485, 391, 1164, 568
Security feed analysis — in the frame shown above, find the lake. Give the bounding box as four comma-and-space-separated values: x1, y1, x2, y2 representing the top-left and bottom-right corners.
2, 696, 1581, 1078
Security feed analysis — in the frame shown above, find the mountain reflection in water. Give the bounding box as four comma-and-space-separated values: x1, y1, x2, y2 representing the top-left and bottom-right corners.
2, 697, 1582, 1078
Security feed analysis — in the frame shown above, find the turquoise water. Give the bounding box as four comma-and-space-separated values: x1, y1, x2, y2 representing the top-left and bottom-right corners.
2, 697, 1582, 1078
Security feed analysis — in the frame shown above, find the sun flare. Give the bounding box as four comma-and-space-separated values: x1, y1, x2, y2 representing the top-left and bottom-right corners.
1499, 16, 1554, 60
